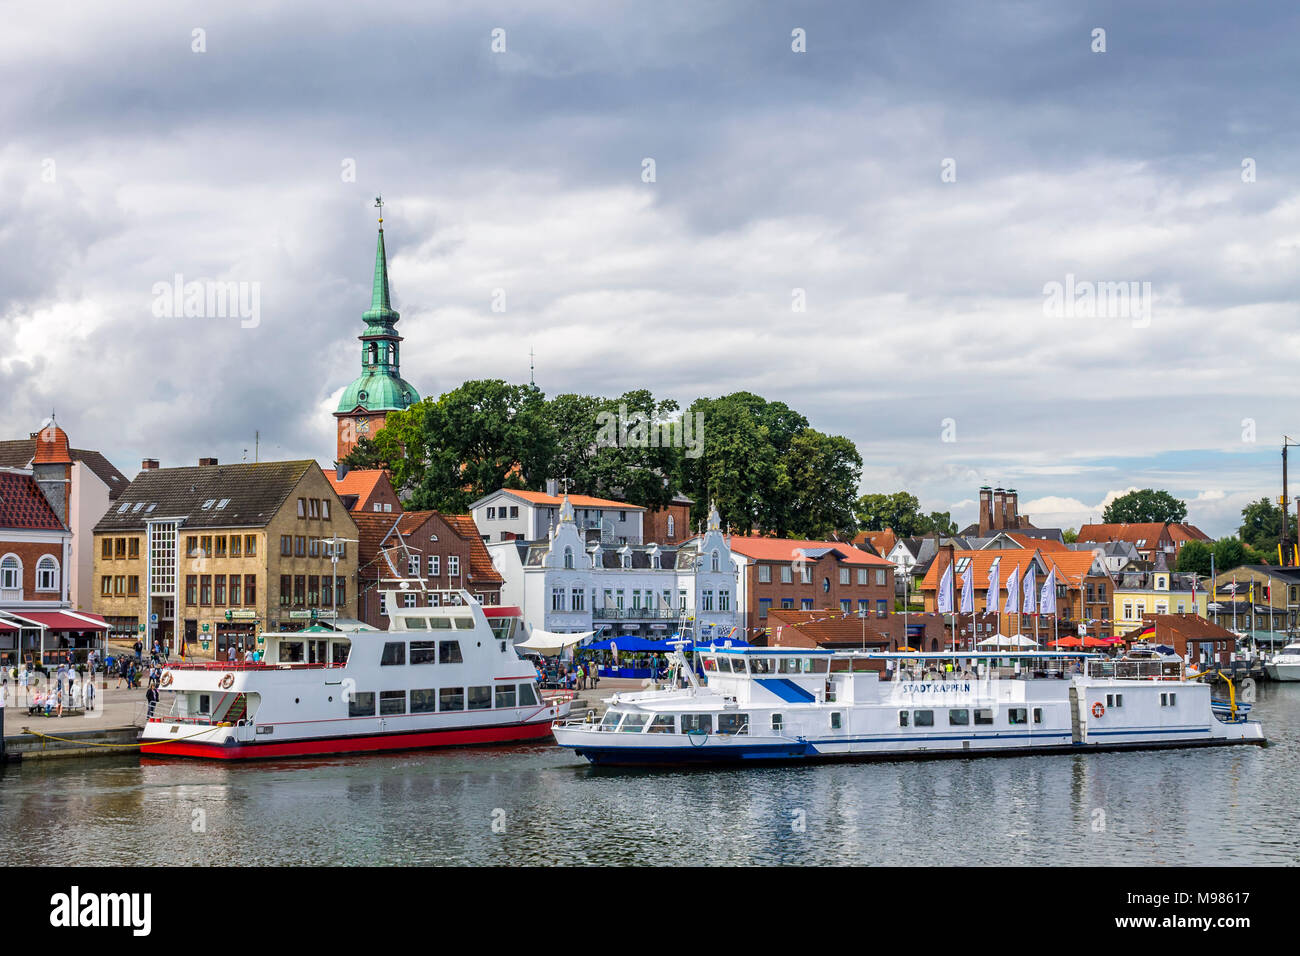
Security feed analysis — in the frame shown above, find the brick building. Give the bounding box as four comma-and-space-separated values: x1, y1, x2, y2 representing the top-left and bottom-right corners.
327, 466, 402, 515
642, 493, 693, 546
726, 536, 895, 638
355, 510, 502, 630
93, 459, 358, 658
1118, 613, 1237, 666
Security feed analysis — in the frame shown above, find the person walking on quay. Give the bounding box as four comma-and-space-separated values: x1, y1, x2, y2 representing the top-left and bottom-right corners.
19, 663, 30, 705
84, 676, 95, 712
134, 639, 143, 663
146, 683, 159, 719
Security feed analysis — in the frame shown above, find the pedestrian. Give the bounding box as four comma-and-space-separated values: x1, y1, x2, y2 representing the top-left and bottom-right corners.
227, 645, 236, 663
134, 639, 143, 663
19, 663, 30, 704
84, 677, 95, 712
146, 683, 159, 719
55, 684, 64, 718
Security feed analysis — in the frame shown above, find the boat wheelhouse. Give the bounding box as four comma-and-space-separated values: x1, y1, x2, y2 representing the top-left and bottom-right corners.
140, 590, 569, 759
553, 645, 1264, 765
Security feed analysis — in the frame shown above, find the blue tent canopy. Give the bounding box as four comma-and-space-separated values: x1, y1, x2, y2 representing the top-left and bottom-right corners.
582, 636, 752, 653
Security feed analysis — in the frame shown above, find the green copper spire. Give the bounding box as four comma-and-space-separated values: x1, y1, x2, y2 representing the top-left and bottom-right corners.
335, 202, 420, 416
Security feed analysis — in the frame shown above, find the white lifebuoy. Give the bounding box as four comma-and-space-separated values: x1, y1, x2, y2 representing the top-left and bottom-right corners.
1091, 702, 1105, 719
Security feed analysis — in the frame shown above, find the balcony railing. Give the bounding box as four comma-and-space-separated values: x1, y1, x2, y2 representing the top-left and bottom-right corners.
592, 608, 690, 621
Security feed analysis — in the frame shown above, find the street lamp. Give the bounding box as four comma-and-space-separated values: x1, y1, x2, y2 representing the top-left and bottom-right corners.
321, 536, 359, 628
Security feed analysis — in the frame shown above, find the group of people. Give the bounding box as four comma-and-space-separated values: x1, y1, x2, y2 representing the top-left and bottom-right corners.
2, 658, 97, 717
534, 659, 601, 691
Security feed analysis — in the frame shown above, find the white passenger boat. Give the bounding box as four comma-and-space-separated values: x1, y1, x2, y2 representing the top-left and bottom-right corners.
141, 590, 569, 759
1265, 643, 1300, 682
552, 646, 1265, 766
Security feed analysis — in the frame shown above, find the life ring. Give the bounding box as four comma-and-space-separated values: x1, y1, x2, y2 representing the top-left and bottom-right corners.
1091, 702, 1105, 719
160, 672, 173, 687
219, 673, 235, 689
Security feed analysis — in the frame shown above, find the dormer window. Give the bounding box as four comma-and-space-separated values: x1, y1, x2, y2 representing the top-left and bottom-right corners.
564, 546, 574, 569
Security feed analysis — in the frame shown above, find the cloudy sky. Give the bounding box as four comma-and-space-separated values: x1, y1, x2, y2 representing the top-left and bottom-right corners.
3, 0, 1297, 537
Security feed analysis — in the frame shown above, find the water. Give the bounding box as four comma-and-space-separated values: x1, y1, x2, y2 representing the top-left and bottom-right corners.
3, 684, 1298, 866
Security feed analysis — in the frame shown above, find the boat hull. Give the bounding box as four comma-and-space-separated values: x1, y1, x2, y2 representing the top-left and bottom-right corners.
1266, 661, 1300, 681
143, 718, 553, 760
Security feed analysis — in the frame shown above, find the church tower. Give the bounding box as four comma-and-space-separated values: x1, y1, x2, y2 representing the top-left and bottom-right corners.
335, 200, 421, 461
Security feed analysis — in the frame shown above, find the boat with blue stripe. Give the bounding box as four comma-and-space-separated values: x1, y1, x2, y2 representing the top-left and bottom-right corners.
551, 645, 1266, 766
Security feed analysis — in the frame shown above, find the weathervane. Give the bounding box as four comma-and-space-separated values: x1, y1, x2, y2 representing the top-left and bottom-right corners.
375, 194, 384, 226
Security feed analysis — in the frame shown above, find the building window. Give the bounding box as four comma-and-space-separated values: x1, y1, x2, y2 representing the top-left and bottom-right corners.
128, 538, 140, 560
408, 555, 421, 577
321, 500, 330, 520
379, 592, 388, 617
35, 556, 59, 592
230, 536, 241, 558
295, 536, 306, 557
719, 589, 731, 612
102, 538, 113, 560
448, 555, 460, 577
857, 569, 868, 585
759, 598, 771, 618
876, 599, 888, 619
839, 568, 850, 586
214, 575, 226, 606
800, 566, 812, 585
297, 498, 306, 518
115, 538, 126, 559
781, 598, 793, 609
667, 515, 675, 538
487, 507, 496, 520
841, 598, 851, 613
185, 576, 197, 604
858, 599, 869, 616
215, 536, 227, 558
780, 565, 791, 584
875, 570, 887, 586
571, 587, 584, 611
701, 589, 714, 611
758, 565, 771, 583
229, 575, 241, 605
200, 575, 212, 605
429, 555, 440, 577
711, 551, 720, 572
294, 575, 306, 606
309, 498, 320, 519
552, 587, 565, 612
564, 547, 574, 569
281, 535, 292, 556
279, 575, 291, 607
510, 506, 519, 519
801, 598, 813, 610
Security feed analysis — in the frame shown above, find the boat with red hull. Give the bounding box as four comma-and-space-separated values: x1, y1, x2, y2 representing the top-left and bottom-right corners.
140, 591, 569, 760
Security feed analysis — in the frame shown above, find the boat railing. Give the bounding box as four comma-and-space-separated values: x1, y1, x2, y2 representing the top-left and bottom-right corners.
163, 661, 346, 671
1085, 658, 1182, 681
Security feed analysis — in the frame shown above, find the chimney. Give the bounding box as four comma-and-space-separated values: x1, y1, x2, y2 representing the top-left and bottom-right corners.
992, 487, 1006, 531
141, 459, 159, 471
335, 463, 350, 482
978, 486, 993, 536
546, 478, 559, 497
1006, 488, 1019, 528
199, 457, 218, 467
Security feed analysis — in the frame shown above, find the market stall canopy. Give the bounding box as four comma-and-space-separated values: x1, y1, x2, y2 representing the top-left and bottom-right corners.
515, 629, 594, 656
976, 634, 1039, 648
7, 610, 108, 631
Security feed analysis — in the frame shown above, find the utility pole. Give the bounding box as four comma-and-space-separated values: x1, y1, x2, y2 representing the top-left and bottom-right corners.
1283, 437, 1298, 566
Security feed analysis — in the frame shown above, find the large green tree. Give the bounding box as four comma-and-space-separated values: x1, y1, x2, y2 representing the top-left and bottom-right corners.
854, 492, 956, 537
1102, 488, 1188, 524
783, 430, 863, 539
1238, 496, 1297, 559
1175, 539, 1213, 576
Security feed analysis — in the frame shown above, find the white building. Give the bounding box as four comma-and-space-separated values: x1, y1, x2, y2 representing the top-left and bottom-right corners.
470, 482, 645, 544
488, 497, 738, 643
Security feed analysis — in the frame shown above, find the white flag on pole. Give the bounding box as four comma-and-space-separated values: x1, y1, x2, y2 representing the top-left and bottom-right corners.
1004, 564, 1020, 614
1040, 567, 1057, 615
986, 557, 1001, 609
1023, 564, 1037, 615
937, 562, 954, 613
960, 559, 974, 613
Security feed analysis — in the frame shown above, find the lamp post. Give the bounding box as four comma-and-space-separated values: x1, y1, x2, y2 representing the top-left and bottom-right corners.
321, 536, 359, 629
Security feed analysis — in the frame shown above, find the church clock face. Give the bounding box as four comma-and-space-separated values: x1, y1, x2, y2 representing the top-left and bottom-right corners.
355, 417, 370, 434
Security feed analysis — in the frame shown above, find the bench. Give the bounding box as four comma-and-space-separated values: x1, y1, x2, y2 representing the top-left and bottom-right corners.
25, 706, 86, 718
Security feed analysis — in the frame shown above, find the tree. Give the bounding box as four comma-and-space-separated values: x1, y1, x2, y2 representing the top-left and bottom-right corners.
1063, 528, 1078, 543
783, 430, 862, 539
1239, 497, 1297, 558
923, 511, 958, 536
855, 492, 925, 536
1175, 539, 1213, 576
1102, 489, 1187, 524
1212, 537, 1249, 574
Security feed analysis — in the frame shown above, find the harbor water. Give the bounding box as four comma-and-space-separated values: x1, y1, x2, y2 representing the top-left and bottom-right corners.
3, 683, 1297, 866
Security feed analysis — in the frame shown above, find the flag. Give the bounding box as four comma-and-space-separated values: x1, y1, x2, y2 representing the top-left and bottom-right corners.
986, 557, 1001, 609
1040, 568, 1057, 615
1004, 564, 1021, 614
960, 560, 974, 613
1023, 565, 1037, 615
937, 562, 954, 613
178, 633, 187, 661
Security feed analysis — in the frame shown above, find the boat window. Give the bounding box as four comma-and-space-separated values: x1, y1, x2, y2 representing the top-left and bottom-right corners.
619, 713, 649, 733
1008, 708, 1028, 725
599, 711, 623, 732
647, 714, 676, 734
717, 713, 749, 735
949, 709, 970, 726
380, 642, 405, 666
728, 657, 748, 675
402, 618, 428, 630
974, 709, 994, 725
495, 685, 517, 708
452, 617, 474, 630
778, 657, 801, 675
517, 683, 538, 706
439, 641, 463, 664
331, 642, 351, 664
701, 656, 717, 672
803, 658, 829, 674
427, 617, 452, 629
771, 713, 784, 732
829, 712, 843, 730
681, 714, 712, 735
410, 641, 437, 665
380, 690, 406, 715
279, 641, 304, 663
197, 694, 211, 716
411, 689, 437, 713
439, 687, 465, 711
348, 692, 375, 717
750, 658, 773, 675
912, 710, 934, 727
1105, 694, 1124, 708
468, 686, 492, 710
898, 710, 909, 727
1033, 707, 1044, 723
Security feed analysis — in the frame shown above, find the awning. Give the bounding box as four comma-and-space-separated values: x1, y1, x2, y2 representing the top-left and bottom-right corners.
977, 634, 1039, 648
0, 620, 18, 631
514, 629, 594, 657
321, 617, 379, 632
7, 610, 108, 631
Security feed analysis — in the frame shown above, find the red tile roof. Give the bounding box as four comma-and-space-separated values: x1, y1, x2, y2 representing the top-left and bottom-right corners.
1076, 523, 1172, 547
31, 424, 71, 465
1167, 523, 1212, 544
854, 529, 898, 556
500, 489, 645, 511
728, 535, 893, 567
0, 472, 66, 531
327, 469, 396, 510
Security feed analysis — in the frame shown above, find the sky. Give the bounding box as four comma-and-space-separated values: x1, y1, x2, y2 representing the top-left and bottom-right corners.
2, 0, 1297, 538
